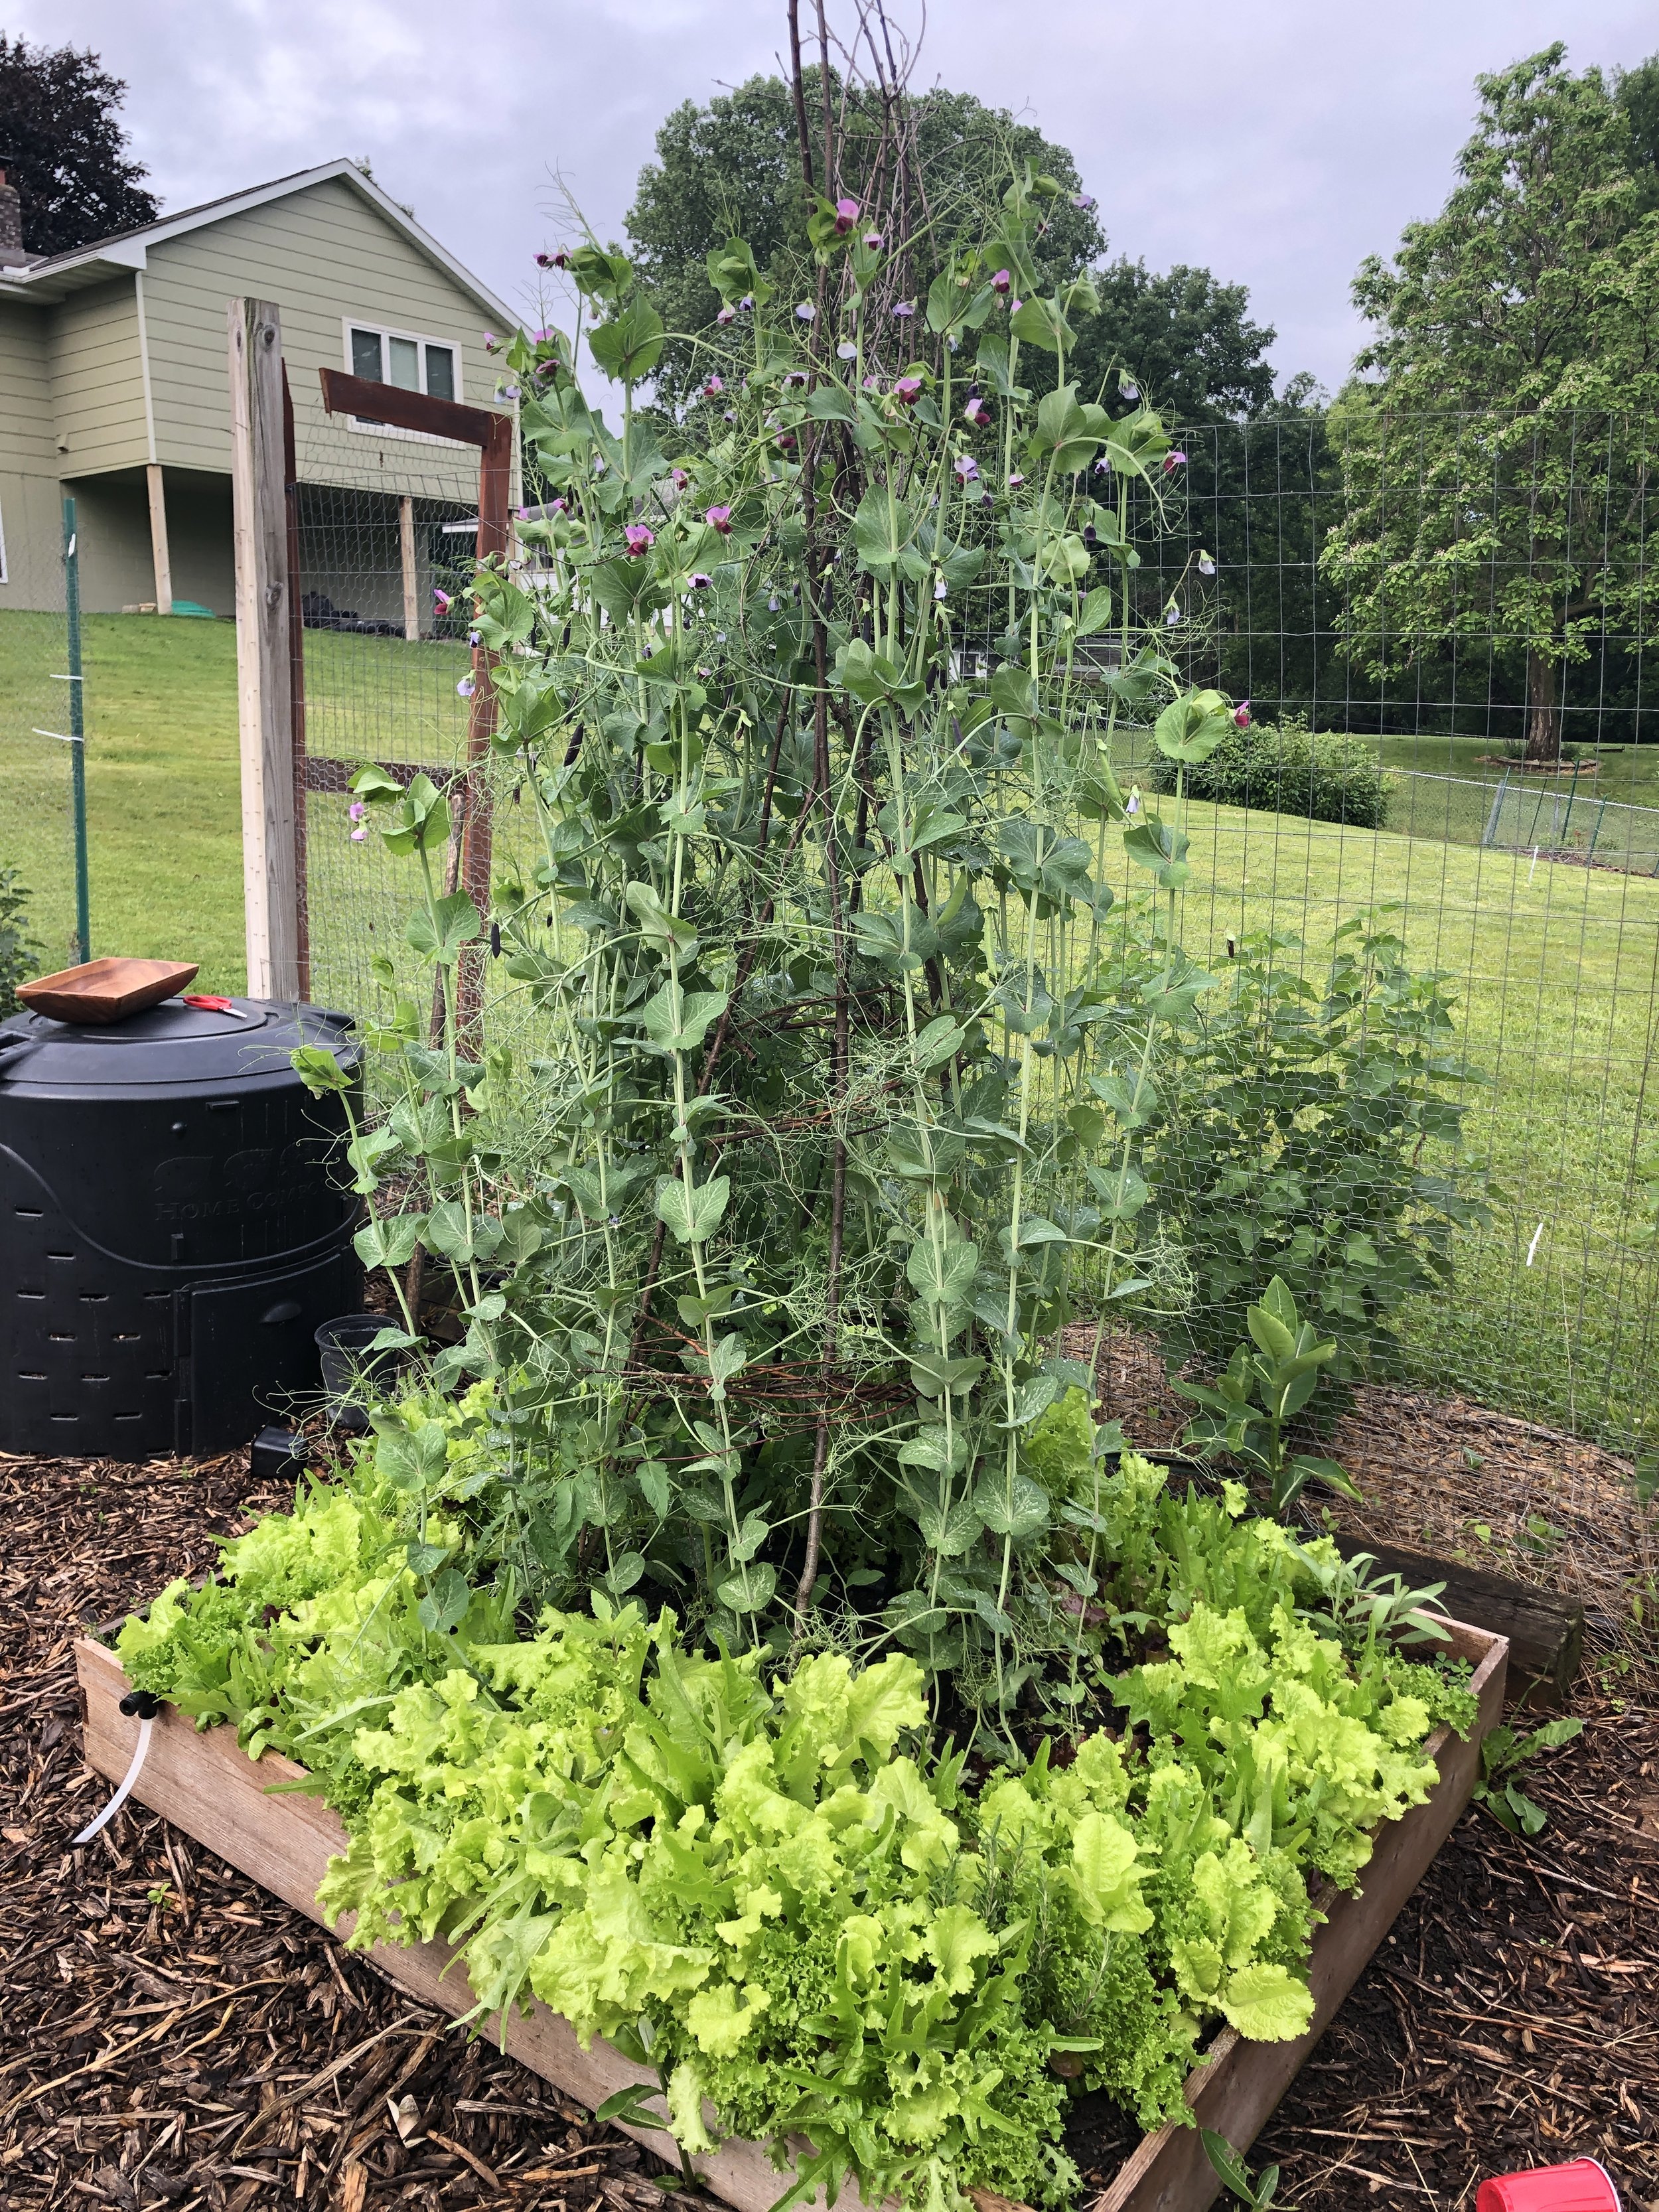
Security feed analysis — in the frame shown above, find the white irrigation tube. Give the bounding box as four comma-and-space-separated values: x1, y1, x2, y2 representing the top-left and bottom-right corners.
72, 1714, 153, 1845
1526, 1220, 1546, 1268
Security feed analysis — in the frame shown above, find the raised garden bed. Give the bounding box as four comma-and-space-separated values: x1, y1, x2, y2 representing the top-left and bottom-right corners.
76, 1619, 1507, 2212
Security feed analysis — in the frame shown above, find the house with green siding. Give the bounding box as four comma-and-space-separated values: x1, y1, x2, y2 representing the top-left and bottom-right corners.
0, 157, 512, 618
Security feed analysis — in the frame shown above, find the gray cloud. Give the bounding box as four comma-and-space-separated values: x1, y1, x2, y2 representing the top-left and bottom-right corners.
10, 0, 1656, 394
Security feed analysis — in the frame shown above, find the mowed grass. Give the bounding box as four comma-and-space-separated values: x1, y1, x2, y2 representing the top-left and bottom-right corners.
3, 611, 1654, 1446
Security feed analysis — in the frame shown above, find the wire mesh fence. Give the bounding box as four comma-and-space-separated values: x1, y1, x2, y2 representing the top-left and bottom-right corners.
0, 503, 81, 986
285, 394, 1659, 1632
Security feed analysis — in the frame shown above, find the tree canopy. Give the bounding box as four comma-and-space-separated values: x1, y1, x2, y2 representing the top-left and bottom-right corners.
622, 70, 1282, 425
1326, 45, 1659, 761
0, 35, 157, 258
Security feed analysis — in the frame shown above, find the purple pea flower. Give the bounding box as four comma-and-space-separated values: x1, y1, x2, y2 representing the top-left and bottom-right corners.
549, 496, 568, 515
624, 524, 655, 557
1199, 553, 1216, 576
723, 408, 736, 421
863, 230, 884, 251
892, 299, 915, 318
703, 374, 724, 396
833, 196, 859, 234
1093, 455, 1113, 475
776, 431, 797, 451
739, 294, 754, 311
1164, 449, 1188, 474
954, 454, 979, 482
716, 303, 737, 325
836, 341, 857, 360
991, 269, 1011, 296
1009, 298, 1023, 315
893, 375, 923, 406
469, 628, 481, 647
433, 587, 452, 611
964, 400, 991, 429
1234, 700, 1252, 729
1007, 471, 1026, 490
862, 374, 881, 390
457, 674, 476, 698
1125, 788, 1141, 817
671, 467, 690, 490
1165, 605, 1181, 626
483, 332, 500, 352
783, 369, 807, 388
688, 571, 713, 589
348, 801, 366, 822
350, 825, 368, 843
705, 506, 733, 534
1073, 193, 1096, 212
794, 301, 816, 322
1119, 378, 1140, 404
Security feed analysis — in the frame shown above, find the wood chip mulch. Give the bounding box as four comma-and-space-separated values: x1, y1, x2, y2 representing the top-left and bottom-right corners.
3, 1442, 1657, 2211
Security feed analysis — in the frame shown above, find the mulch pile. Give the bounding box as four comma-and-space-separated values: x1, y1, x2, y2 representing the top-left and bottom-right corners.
3, 1420, 1657, 2211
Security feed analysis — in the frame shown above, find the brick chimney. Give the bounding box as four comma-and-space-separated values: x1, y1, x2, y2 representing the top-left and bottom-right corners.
0, 154, 30, 267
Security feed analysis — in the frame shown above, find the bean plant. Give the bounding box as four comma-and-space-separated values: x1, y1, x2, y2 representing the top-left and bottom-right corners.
325, 159, 1267, 1738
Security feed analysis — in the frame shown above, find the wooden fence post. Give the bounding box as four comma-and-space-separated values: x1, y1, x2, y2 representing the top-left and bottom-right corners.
229, 296, 300, 1002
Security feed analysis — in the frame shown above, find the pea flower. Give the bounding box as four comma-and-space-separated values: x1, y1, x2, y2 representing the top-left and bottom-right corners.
1199, 553, 1216, 576
1094, 455, 1112, 475
991, 269, 1011, 295
348, 801, 366, 822
834, 342, 857, 362
497, 382, 522, 401
1007, 471, 1026, 489
703, 374, 723, 397
1164, 449, 1188, 474
716, 303, 736, 326
723, 408, 736, 421
468, 628, 481, 647
705, 506, 733, 534
689, 571, 713, 589
892, 299, 915, 318
1010, 298, 1023, 315
954, 453, 979, 481
483, 331, 500, 352
794, 301, 816, 321
433, 587, 452, 611
1165, 605, 1181, 625
537, 248, 571, 269
624, 524, 655, 557
776, 431, 797, 451
863, 230, 884, 250
1119, 378, 1140, 404
1125, 786, 1141, 816
964, 400, 991, 429
1073, 192, 1096, 212
862, 374, 881, 390
934, 577, 948, 599
783, 369, 808, 388
767, 595, 780, 611
457, 673, 476, 698
549, 496, 568, 514
893, 375, 923, 405
833, 196, 859, 234
1234, 700, 1252, 729
671, 467, 689, 490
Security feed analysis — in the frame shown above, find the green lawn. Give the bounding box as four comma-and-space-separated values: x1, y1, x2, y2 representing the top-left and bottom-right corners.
2, 611, 1655, 1449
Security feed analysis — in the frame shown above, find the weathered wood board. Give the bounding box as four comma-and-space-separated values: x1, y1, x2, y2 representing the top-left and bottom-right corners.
76, 1619, 1506, 2212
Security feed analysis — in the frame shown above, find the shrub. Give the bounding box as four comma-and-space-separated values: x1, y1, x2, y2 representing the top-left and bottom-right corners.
1141, 909, 1492, 1380
0, 865, 40, 1016
1147, 715, 1393, 828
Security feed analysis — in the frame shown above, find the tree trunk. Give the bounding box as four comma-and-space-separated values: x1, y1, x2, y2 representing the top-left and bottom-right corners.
1524, 645, 1560, 766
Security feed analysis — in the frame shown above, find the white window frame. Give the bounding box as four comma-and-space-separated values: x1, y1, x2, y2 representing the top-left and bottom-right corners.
340, 317, 467, 441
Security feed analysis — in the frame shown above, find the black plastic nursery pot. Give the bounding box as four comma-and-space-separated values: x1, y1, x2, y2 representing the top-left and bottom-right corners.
76, 1619, 1508, 2212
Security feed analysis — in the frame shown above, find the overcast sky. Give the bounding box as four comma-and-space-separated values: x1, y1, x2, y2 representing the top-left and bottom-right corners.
10, 0, 1656, 395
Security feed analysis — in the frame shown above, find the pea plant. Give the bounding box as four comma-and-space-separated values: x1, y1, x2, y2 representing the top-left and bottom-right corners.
326, 142, 1254, 1736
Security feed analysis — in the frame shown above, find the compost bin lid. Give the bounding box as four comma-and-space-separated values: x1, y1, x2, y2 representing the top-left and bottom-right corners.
0, 997, 358, 1090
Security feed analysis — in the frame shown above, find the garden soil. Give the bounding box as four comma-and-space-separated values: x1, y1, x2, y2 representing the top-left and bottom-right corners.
2, 1441, 1656, 2212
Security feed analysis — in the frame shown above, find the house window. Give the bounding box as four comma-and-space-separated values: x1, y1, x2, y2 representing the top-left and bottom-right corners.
344, 322, 461, 406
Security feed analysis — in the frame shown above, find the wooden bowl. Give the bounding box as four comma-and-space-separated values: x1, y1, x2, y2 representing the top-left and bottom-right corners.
17, 956, 202, 1025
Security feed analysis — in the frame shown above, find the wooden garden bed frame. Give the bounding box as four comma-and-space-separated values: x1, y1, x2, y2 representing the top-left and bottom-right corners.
76, 1619, 1506, 2212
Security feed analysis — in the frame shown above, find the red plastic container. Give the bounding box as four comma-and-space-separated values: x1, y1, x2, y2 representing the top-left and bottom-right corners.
1477, 2162, 1620, 2212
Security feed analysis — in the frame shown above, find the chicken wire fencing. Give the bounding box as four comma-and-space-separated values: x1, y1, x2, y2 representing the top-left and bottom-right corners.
284, 397, 1659, 1641
0, 500, 83, 992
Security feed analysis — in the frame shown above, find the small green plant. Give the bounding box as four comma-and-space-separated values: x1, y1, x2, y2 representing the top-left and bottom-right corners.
1471, 1714, 1584, 1835
1176, 1276, 1364, 1516
0, 863, 40, 1016
1291, 1544, 1452, 1649
1202, 2129, 1289, 2209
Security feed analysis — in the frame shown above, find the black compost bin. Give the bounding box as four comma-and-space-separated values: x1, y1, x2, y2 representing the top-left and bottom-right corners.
0, 996, 362, 1459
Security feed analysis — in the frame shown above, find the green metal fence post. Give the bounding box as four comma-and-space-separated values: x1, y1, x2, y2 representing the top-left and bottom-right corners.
62, 496, 90, 962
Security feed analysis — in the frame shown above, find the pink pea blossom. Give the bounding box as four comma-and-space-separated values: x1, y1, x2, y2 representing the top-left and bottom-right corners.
483, 332, 500, 352
1234, 700, 1252, 729
703, 375, 724, 396
863, 230, 884, 251
991, 269, 1011, 296
671, 467, 689, 490
624, 524, 655, 557
1163, 449, 1187, 474
833, 197, 859, 234
549, 496, 568, 515
536, 248, 572, 269
705, 506, 733, 534
954, 454, 979, 481
964, 400, 991, 429
348, 801, 366, 822
716, 304, 737, 326
1007, 471, 1026, 490
689, 571, 713, 589
893, 376, 923, 406
433, 588, 452, 611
